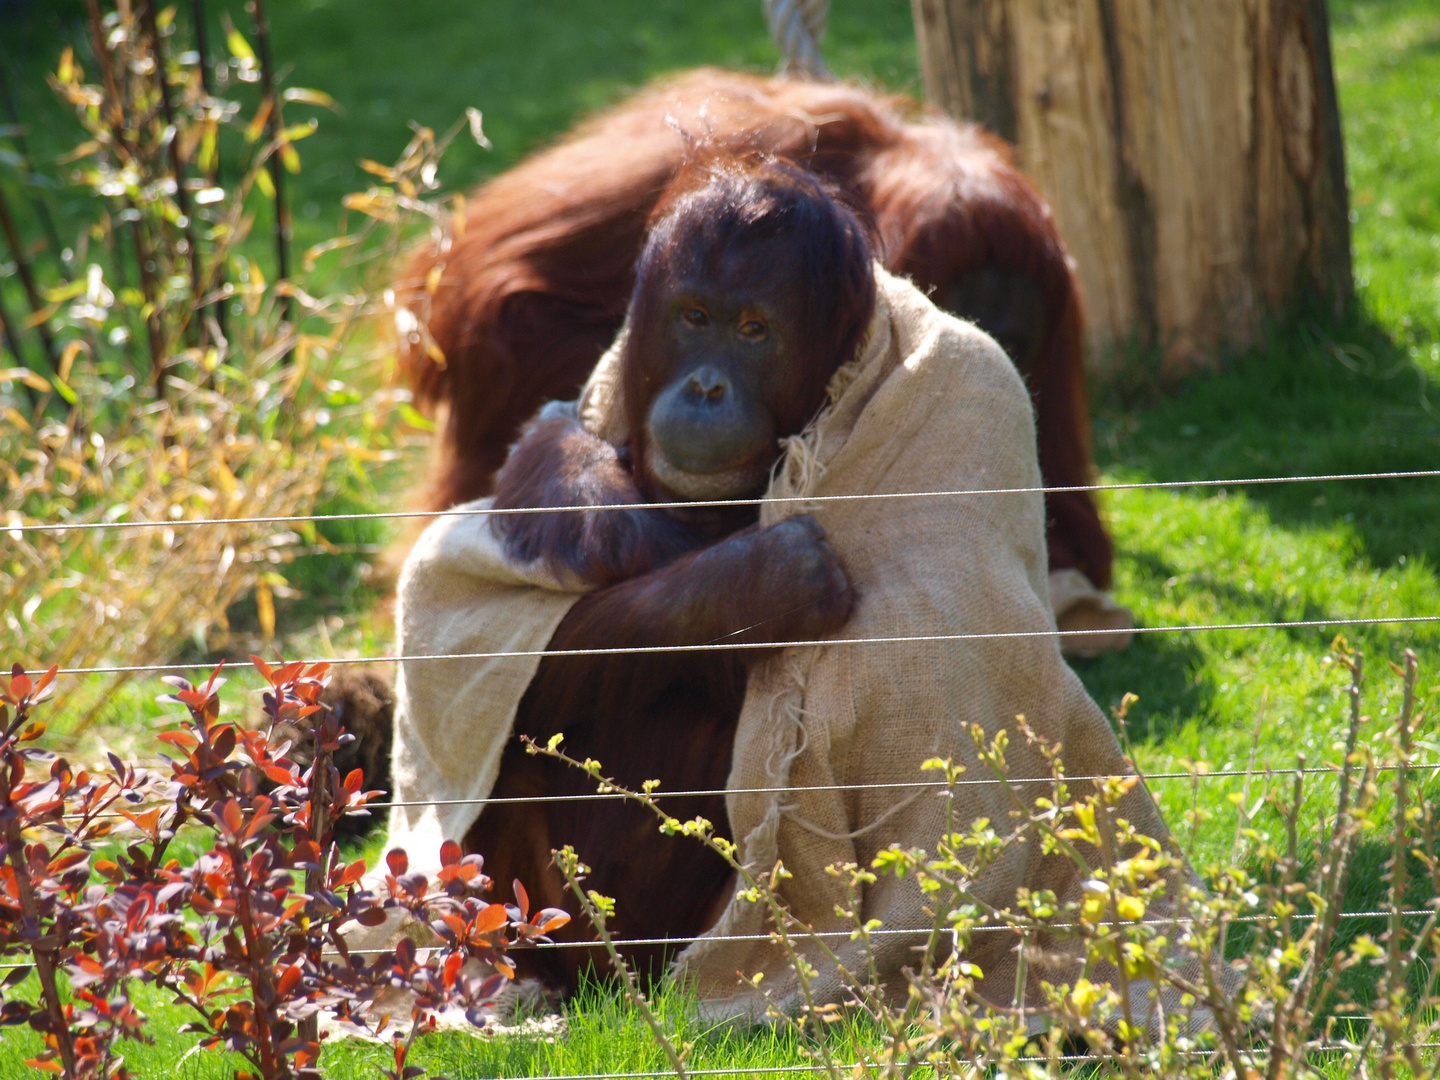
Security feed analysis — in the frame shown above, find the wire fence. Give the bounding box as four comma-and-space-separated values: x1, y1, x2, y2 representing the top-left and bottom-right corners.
10, 461, 1440, 1072
23, 614, 1440, 678
352, 760, 1440, 811
0, 908, 1432, 971
7, 466, 1439, 535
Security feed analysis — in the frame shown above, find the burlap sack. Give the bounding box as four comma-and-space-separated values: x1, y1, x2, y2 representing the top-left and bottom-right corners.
380, 268, 1180, 1018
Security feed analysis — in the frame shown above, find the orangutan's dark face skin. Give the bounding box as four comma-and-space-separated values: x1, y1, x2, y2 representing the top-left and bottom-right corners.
641, 243, 810, 504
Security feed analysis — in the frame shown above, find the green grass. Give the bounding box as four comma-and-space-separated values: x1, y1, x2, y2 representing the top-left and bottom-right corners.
0, 978, 871, 1078
3, 0, 1440, 1073
3, 0, 917, 258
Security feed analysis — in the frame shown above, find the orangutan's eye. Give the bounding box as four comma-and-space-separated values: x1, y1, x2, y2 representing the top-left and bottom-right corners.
738, 319, 767, 341
682, 307, 710, 328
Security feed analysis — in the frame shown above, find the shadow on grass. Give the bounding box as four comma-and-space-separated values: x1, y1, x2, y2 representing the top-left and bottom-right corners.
1069, 628, 1212, 747
1092, 309, 1440, 573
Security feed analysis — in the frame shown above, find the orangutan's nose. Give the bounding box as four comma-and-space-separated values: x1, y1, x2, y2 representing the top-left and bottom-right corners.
685, 365, 729, 404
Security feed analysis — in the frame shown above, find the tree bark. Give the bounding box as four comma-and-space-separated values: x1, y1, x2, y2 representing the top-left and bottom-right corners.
911, 0, 1353, 372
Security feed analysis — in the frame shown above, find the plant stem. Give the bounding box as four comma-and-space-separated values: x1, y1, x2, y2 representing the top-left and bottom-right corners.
83, 0, 165, 392
0, 56, 69, 273
556, 855, 687, 1080
248, 0, 294, 362
189, 0, 227, 344
0, 183, 59, 372
83, 0, 129, 151
0, 294, 42, 410
130, 216, 167, 398
298, 726, 331, 1068
1381, 649, 1419, 1072
232, 839, 282, 1079
4, 807, 78, 1076
139, 0, 205, 349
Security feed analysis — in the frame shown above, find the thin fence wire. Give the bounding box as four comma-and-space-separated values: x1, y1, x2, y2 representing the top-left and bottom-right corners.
10, 466, 1440, 1067
80, 763, 1440, 821
366, 1044, 1440, 1080
375, 907, 1440, 952
0, 909, 1431, 971
30, 612, 1440, 676
6, 467, 1439, 535
358, 761, 1440, 810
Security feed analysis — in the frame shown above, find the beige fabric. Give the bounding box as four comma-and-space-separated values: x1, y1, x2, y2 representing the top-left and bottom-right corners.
379, 269, 1182, 1020
658, 272, 1175, 1018
380, 502, 581, 869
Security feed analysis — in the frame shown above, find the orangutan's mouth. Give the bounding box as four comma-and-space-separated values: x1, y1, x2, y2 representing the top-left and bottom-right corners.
645, 444, 773, 502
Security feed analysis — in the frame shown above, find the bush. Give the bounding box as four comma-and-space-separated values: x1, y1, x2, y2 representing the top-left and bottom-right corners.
0, 657, 566, 1080
0, 2, 477, 721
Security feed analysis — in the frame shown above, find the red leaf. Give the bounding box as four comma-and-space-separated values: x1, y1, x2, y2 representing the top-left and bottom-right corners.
274, 661, 305, 685
439, 839, 462, 868
264, 763, 295, 785
291, 840, 320, 866
340, 859, 367, 886
10, 671, 33, 701
470, 903, 508, 935
33, 665, 58, 700
157, 729, 199, 749
276, 963, 302, 997
201, 661, 227, 693
513, 878, 530, 919
442, 952, 463, 988
344, 768, 363, 793
48, 850, 88, 873
385, 849, 408, 877
249, 655, 274, 681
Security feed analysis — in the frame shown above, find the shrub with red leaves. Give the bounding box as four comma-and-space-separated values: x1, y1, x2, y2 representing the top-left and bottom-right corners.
0, 658, 568, 1080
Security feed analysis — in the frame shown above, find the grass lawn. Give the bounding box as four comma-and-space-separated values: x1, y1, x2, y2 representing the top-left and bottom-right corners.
1, 0, 1439, 1073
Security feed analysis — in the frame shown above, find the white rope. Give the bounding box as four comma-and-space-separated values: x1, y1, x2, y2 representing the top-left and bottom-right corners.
6, 468, 1438, 535
765, 0, 832, 79
29, 612, 1440, 677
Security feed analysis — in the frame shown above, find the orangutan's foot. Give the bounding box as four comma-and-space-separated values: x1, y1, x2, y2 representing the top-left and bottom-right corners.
1049, 568, 1135, 658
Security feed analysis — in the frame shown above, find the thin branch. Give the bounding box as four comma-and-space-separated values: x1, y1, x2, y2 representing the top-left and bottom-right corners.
139, 0, 205, 348
248, 0, 294, 362
0, 53, 69, 272
190, 0, 227, 342
0, 182, 59, 371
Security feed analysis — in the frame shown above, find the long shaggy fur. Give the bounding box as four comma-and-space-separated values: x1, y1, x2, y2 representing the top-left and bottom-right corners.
395, 68, 1112, 588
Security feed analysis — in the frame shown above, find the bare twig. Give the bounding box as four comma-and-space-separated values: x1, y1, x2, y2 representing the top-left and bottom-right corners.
0, 54, 69, 272
249, 0, 294, 360
190, 0, 227, 341
0, 183, 59, 371
139, 0, 205, 348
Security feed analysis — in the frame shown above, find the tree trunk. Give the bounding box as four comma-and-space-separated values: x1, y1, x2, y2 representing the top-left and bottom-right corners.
911, 0, 1353, 372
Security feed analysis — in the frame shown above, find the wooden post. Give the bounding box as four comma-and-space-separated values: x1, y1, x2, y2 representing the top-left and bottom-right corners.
911, 0, 1353, 372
